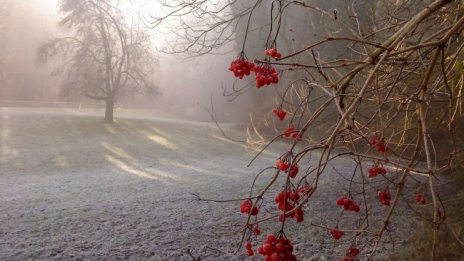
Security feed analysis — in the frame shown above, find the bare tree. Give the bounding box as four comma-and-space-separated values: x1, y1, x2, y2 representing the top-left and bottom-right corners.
150, 0, 464, 259
38, 0, 157, 122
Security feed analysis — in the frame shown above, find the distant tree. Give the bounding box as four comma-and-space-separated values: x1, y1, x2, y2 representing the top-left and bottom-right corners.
38, 0, 157, 122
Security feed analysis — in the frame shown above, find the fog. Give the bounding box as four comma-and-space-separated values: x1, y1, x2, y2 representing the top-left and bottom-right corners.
0, 0, 58, 100
0, 0, 255, 124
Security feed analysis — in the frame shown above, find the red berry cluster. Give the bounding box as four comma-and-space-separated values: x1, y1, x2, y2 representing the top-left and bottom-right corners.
265, 48, 282, 59
342, 247, 360, 261
415, 194, 426, 205
245, 241, 254, 256
282, 125, 302, 141
368, 165, 386, 178
329, 229, 344, 240
275, 159, 290, 171
368, 137, 386, 153
240, 199, 259, 216
297, 185, 312, 194
283, 126, 295, 137
253, 65, 279, 88
289, 132, 302, 141
275, 160, 299, 178
377, 190, 391, 206
336, 197, 360, 212
257, 234, 296, 261
274, 192, 304, 223
272, 108, 287, 120
229, 57, 255, 79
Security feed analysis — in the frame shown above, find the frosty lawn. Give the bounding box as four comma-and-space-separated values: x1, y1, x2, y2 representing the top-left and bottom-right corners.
0, 108, 415, 260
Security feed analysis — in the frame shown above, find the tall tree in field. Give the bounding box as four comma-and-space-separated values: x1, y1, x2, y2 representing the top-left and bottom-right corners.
38, 0, 157, 122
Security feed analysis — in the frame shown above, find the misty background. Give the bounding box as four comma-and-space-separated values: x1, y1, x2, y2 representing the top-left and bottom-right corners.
0, 0, 256, 123
1, 0, 355, 126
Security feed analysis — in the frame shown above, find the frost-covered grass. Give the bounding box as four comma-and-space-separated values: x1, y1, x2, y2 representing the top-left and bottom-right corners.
0, 108, 417, 260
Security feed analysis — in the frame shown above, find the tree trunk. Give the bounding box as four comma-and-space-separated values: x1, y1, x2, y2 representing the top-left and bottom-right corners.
104, 98, 114, 122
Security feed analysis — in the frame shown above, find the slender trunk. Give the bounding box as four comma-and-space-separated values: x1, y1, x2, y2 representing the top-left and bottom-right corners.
104, 98, 114, 122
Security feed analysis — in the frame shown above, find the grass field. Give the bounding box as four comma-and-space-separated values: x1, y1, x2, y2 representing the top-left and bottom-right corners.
0, 107, 419, 260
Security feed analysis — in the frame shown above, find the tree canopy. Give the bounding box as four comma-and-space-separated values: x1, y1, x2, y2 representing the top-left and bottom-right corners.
38, 0, 157, 122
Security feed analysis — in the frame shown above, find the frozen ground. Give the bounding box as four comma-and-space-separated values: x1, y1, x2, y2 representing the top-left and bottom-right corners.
0, 108, 419, 260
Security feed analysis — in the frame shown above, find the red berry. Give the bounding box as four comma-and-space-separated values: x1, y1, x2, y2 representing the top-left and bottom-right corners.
288, 192, 299, 201
376, 140, 386, 152
272, 108, 287, 120
379, 166, 387, 174
263, 243, 273, 254
253, 65, 279, 87
329, 229, 344, 240
377, 190, 391, 206
288, 165, 299, 178
275, 192, 285, 204
283, 126, 295, 137
250, 206, 259, 216
271, 252, 280, 261
240, 200, 251, 214
275, 159, 290, 171
346, 247, 360, 257
368, 166, 378, 178
229, 57, 254, 79
266, 234, 276, 242
252, 225, 261, 235
297, 185, 312, 194
369, 137, 378, 145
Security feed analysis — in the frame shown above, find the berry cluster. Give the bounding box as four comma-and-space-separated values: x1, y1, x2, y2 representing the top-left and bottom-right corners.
272, 108, 287, 120
415, 194, 426, 205
274, 191, 304, 222
368, 165, 386, 178
329, 229, 344, 240
377, 190, 391, 206
229, 57, 255, 79
342, 247, 360, 261
282, 125, 302, 141
275, 160, 299, 178
368, 137, 386, 153
283, 126, 295, 137
336, 197, 360, 212
275, 159, 290, 171
265, 48, 282, 59
257, 234, 296, 261
253, 65, 279, 88
297, 185, 312, 194
240, 199, 259, 216
245, 241, 254, 256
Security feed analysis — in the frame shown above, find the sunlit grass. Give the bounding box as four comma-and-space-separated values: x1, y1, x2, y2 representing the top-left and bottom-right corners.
1, 111, 18, 162
101, 141, 135, 161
